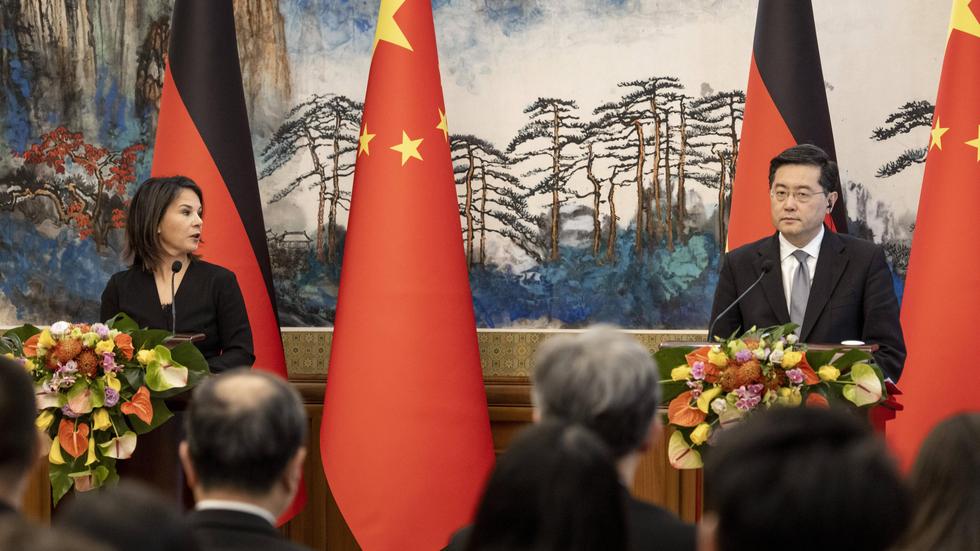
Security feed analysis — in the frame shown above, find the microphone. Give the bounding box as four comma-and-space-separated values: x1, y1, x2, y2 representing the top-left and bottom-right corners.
170, 260, 182, 336
708, 259, 774, 341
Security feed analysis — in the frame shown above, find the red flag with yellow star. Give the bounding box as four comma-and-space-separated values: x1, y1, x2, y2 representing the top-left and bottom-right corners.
320, 1, 494, 548
888, 0, 980, 470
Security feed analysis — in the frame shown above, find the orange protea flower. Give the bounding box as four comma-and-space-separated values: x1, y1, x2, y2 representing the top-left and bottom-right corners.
719, 360, 763, 392
113, 333, 134, 360
668, 391, 707, 427
76, 349, 99, 378
22, 334, 39, 357
54, 338, 83, 363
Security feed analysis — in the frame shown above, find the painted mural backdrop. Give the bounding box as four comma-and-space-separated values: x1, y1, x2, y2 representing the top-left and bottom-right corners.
0, 0, 947, 328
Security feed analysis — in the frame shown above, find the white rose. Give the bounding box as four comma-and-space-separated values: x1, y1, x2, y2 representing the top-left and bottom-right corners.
711, 398, 728, 414
49, 321, 71, 336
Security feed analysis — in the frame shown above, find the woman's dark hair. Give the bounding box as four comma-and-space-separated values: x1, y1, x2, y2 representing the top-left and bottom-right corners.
897, 413, 980, 551
465, 421, 627, 551
125, 176, 203, 271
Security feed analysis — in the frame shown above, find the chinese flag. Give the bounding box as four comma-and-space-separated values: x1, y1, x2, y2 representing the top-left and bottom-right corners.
888, 1, 980, 470
726, 0, 847, 250
320, 0, 495, 549
151, 0, 304, 521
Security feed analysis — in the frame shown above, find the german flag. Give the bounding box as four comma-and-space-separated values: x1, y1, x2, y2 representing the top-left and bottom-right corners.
726, 0, 847, 250
150, 0, 304, 522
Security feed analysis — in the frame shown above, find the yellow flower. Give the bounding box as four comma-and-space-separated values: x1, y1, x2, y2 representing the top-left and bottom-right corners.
94, 340, 115, 355
136, 349, 157, 366
36, 410, 55, 432
92, 409, 112, 431
781, 350, 803, 368
38, 329, 55, 349
49, 438, 66, 465
671, 365, 692, 381
104, 372, 122, 392
817, 365, 840, 382
776, 387, 802, 407
697, 387, 723, 413
85, 436, 97, 466
707, 349, 729, 367
23, 359, 37, 373
690, 423, 712, 445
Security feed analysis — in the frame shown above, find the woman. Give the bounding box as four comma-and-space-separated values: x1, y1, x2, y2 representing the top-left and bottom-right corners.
464, 421, 627, 551
896, 412, 980, 551
101, 176, 254, 373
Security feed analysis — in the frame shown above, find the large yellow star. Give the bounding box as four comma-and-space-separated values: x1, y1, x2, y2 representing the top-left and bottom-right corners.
966, 125, 980, 162
373, 0, 413, 52
949, 0, 980, 39
358, 125, 376, 157
390, 131, 423, 165
436, 108, 449, 142
930, 117, 950, 151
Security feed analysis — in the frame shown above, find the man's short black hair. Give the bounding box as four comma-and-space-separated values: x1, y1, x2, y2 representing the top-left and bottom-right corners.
184, 369, 305, 495
704, 407, 909, 551
768, 144, 839, 194
0, 356, 37, 483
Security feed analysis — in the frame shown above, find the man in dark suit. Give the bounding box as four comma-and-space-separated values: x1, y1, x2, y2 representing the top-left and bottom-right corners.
0, 355, 39, 518
180, 369, 310, 551
445, 327, 695, 551
709, 144, 905, 381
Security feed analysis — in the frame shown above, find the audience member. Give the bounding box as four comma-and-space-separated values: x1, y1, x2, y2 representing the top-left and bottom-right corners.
465, 420, 626, 551
447, 325, 694, 551
700, 407, 909, 551
56, 481, 199, 551
0, 355, 39, 516
0, 516, 110, 551
180, 369, 310, 551
895, 412, 980, 551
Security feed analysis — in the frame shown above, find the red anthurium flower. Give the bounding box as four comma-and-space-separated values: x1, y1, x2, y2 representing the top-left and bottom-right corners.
121, 386, 153, 424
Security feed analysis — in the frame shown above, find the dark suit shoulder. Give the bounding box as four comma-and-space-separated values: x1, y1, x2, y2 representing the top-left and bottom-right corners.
724, 233, 776, 263
627, 496, 696, 551
831, 232, 882, 255
187, 509, 310, 551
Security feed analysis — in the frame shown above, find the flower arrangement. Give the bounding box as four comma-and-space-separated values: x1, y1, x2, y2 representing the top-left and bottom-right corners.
656, 324, 887, 469
0, 314, 208, 503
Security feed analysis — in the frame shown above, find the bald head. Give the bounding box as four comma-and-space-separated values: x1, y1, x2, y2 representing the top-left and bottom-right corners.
184, 369, 305, 494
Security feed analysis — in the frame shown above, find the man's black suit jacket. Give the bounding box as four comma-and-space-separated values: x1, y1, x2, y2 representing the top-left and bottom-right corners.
187, 509, 310, 551
709, 230, 906, 381
442, 493, 695, 551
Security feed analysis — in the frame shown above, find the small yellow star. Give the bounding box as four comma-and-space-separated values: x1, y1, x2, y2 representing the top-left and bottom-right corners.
930, 116, 950, 151
966, 125, 980, 162
358, 125, 376, 157
949, 0, 980, 39
390, 131, 423, 166
373, 0, 413, 52
436, 108, 449, 142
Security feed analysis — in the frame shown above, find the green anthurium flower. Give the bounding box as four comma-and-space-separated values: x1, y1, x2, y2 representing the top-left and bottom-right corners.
842, 363, 883, 407
66, 382, 94, 415
144, 345, 189, 392
99, 431, 137, 459
667, 431, 703, 469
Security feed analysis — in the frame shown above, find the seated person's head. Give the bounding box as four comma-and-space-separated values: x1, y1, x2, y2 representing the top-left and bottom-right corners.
466, 421, 626, 551
0, 516, 110, 551
0, 355, 39, 509
531, 325, 661, 461
701, 407, 909, 551
56, 482, 198, 551
179, 369, 306, 516
897, 412, 980, 551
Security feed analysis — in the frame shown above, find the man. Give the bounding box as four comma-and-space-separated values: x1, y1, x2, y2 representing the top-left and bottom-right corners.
699, 407, 909, 551
709, 144, 905, 381
446, 326, 695, 551
0, 355, 39, 517
179, 369, 309, 551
